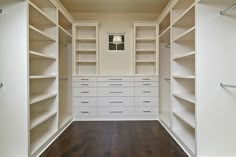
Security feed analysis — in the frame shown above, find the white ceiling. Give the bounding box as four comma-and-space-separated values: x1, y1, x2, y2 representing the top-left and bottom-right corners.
59, 0, 170, 14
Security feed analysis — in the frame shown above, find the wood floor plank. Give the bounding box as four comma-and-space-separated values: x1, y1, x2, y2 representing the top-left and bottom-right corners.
41, 121, 188, 157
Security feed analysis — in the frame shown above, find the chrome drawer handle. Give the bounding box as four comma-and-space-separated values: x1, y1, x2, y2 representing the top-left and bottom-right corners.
81, 111, 89, 113
109, 79, 122, 81
81, 84, 89, 86
110, 92, 123, 93
81, 79, 89, 81
0, 83, 3, 88
110, 111, 123, 113
109, 84, 123, 86
109, 101, 123, 103
81, 91, 89, 93
143, 78, 151, 80
143, 111, 151, 113
143, 101, 151, 103
143, 84, 151, 86
143, 91, 151, 93
81, 102, 89, 104
165, 78, 171, 81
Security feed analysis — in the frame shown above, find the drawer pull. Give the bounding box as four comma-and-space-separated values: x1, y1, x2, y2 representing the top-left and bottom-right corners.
143, 91, 151, 93
143, 101, 151, 103
80, 84, 89, 86
143, 78, 151, 81
81, 102, 89, 104
81, 111, 89, 113
143, 111, 151, 113
143, 84, 151, 86
81, 91, 89, 93
109, 84, 123, 86
110, 111, 123, 113
110, 92, 123, 93
109, 79, 122, 81
81, 79, 89, 81
109, 101, 123, 103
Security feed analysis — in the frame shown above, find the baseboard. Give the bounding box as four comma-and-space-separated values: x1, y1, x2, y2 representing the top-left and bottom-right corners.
73, 116, 159, 121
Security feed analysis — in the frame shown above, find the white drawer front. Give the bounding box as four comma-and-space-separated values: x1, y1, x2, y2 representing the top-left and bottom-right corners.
74, 97, 97, 106
73, 88, 97, 97
98, 87, 134, 97
74, 107, 97, 117
73, 77, 97, 82
135, 82, 158, 87
135, 97, 158, 106
135, 87, 158, 97
73, 81, 97, 87
98, 77, 134, 82
98, 81, 134, 87
135, 107, 159, 116
98, 107, 134, 116
98, 97, 134, 107
135, 77, 159, 82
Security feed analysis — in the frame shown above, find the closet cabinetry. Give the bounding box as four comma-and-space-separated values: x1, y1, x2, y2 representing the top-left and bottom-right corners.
0, 0, 73, 156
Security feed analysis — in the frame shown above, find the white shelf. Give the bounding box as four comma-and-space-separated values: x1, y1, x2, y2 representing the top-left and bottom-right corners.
59, 26, 72, 45
136, 38, 156, 41
159, 26, 170, 42
76, 60, 96, 63
173, 111, 195, 128
173, 92, 195, 104
173, 3, 195, 26
174, 26, 195, 42
30, 93, 57, 104
136, 60, 156, 63
30, 111, 57, 130
173, 75, 195, 79
29, 2, 56, 26
173, 51, 195, 60
29, 25, 56, 41
76, 49, 97, 52
76, 38, 96, 42
29, 51, 56, 60
30, 75, 57, 79
136, 49, 156, 52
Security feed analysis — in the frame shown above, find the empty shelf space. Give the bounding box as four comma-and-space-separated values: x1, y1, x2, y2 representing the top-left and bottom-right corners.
159, 26, 170, 42
29, 25, 56, 41
136, 60, 156, 63
76, 49, 97, 52
136, 49, 156, 52
30, 111, 57, 129
173, 4, 195, 26
29, 2, 56, 26
30, 93, 57, 104
174, 27, 195, 42
173, 51, 195, 60
76, 60, 96, 63
173, 92, 195, 104
30, 75, 57, 79
173, 75, 195, 79
136, 38, 156, 41
76, 38, 96, 42
59, 26, 72, 45
29, 51, 56, 60
174, 129, 195, 154
173, 111, 195, 128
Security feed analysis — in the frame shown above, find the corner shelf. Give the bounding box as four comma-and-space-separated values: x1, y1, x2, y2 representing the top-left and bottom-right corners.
29, 51, 56, 60
30, 93, 57, 104
30, 111, 57, 130
29, 25, 56, 41
173, 92, 195, 104
173, 3, 195, 26
174, 26, 195, 42
173, 51, 195, 60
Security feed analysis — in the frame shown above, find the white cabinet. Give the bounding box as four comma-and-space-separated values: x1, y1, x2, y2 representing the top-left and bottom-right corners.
72, 76, 159, 119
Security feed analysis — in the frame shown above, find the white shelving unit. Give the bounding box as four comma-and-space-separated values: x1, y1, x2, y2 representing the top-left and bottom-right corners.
134, 23, 157, 75
73, 23, 99, 75
171, 0, 196, 155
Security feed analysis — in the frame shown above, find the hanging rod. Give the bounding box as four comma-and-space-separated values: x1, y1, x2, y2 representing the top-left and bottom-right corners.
220, 3, 236, 15
220, 83, 236, 88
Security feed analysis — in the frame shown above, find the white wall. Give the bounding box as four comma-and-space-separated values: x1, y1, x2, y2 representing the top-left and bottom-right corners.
0, 1, 29, 157
73, 13, 159, 75
196, 0, 236, 156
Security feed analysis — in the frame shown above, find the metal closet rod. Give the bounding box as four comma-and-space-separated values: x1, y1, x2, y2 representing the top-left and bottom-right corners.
220, 3, 236, 15
220, 83, 236, 88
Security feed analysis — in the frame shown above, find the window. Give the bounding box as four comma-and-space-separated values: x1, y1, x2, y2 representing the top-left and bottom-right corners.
108, 34, 125, 51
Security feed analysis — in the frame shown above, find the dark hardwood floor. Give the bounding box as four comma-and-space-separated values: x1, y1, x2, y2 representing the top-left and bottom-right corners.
41, 121, 187, 157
